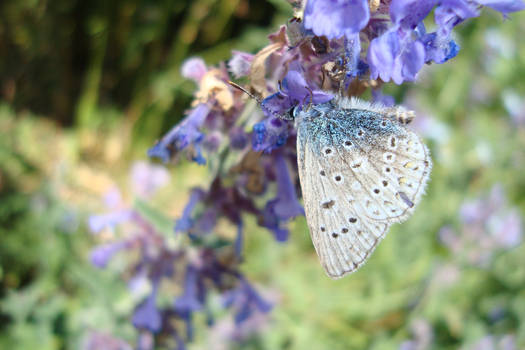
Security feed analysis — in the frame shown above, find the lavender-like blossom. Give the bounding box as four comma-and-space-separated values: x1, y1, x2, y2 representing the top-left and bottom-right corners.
439, 184, 523, 266
303, 0, 370, 39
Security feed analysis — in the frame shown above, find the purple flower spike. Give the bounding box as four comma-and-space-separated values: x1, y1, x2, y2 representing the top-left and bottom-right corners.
132, 290, 162, 333
148, 103, 211, 164
130, 161, 170, 199
304, 0, 370, 39
90, 241, 127, 268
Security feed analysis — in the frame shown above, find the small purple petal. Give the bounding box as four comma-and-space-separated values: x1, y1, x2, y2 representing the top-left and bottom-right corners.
90, 241, 127, 268
260, 69, 332, 118
489, 209, 522, 248
372, 89, 396, 106
272, 154, 304, 220
477, 0, 525, 13
228, 51, 254, 79
88, 210, 133, 234
130, 161, 170, 199
234, 221, 244, 258
229, 127, 249, 149
132, 292, 162, 333
252, 117, 290, 153
174, 266, 202, 312
390, 0, 437, 29
175, 188, 206, 233
434, 0, 480, 37
181, 57, 207, 83
304, 0, 370, 39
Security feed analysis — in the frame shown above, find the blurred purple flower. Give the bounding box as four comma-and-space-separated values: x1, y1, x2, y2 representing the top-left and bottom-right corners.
90, 241, 128, 268
88, 210, 133, 234
181, 57, 207, 83
174, 266, 203, 313
223, 280, 272, 326
441, 184, 523, 266
303, 0, 370, 39
148, 103, 211, 164
175, 188, 206, 233
132, 288, 162, 333
130, 161, 170, 199
228, 51, 254, 79
261, 153, 304, 241
372, 89, 396, 106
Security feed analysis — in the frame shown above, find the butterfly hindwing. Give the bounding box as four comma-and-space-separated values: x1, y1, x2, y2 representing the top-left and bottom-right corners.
297, 120, 389, 279
296, 97, 431, 279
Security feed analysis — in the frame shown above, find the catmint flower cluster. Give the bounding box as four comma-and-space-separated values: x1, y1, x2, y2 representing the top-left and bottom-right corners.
89, 0, 524, 348
439, 184, 523, 266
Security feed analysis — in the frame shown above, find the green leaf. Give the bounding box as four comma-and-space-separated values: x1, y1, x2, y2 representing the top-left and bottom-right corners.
133, 198, 173, 238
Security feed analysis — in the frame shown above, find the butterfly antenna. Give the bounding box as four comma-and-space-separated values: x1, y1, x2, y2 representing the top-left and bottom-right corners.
228, 81, 261, 104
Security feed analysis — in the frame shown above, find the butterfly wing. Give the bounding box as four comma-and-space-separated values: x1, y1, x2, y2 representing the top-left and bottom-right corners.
298, 132, 388, 278
296, 100, 431, 279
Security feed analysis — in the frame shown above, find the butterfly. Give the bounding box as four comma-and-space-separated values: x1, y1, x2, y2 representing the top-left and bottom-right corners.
295, 97, 431, 279
228, 82, 432, 279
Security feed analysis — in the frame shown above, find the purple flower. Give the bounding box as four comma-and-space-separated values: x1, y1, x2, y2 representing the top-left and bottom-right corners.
130, 161, 170, 199
132, 290, 162, 333
419, 30, 460, 63
252, 117, 290, 153
434, 0, 480, 37
260, 154, 304, 241
372, 89, 396, 106
174, 266, 203, 313
390, 0, 437, 29
260, 69, 333, 118
175, 189, 206, 233
303, 0, 370, 39
181, 57, 207, 83
368, 28, 425, 84
229, 127, 249, 149
148, 103, 211, 164
228, 51, 254, 78
223, 280, 272, 326
88, 210, 133, 234
477, 0, 525, 13
90, 241, 128, 268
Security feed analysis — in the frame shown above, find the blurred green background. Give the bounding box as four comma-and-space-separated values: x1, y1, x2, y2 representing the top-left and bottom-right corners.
1, 0, 525, 349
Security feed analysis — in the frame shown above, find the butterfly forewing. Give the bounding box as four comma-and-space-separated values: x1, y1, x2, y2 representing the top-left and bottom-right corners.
296, 98, 431, 279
